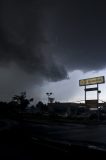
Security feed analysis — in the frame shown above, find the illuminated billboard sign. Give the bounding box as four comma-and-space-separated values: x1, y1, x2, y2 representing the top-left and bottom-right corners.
79, 76, 105, 86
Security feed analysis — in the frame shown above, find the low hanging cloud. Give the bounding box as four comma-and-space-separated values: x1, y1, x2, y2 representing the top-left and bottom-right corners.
0, 0, 69, 82
0, 0, 106, 100
1, 0, 106, 81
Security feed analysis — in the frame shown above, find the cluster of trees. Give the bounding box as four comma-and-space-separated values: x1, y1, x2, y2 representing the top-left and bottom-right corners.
12, 92, 34, 111
36, 101, 47, 113
0, 92, 34, 117
0, 92, 48, 118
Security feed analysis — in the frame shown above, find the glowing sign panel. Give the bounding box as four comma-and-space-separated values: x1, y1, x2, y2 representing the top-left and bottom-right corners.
79, 76, 105, 86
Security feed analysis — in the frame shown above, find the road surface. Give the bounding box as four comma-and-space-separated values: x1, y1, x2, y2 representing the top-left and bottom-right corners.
26, 122, 106, 145
1, 119, 106, 145
0, 120, 106, 157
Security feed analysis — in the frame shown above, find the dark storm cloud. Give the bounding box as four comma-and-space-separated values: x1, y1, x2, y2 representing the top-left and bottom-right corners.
48, 0, 106, 73
0, 0, 106, 82
0, 63, 43, 102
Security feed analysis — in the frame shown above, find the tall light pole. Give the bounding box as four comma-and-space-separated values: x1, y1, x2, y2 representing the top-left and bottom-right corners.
46, 92, 52, 103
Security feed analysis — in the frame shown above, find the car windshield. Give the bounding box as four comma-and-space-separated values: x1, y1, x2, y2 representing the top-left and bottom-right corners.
0, 0, 106, 158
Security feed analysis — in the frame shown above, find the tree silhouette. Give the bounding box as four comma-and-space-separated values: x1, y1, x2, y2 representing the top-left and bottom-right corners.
12, 92, 33, 111
36, 101, 47, 113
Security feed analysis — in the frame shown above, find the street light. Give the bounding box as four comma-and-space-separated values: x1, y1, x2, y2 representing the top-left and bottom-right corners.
46, 92, 52, 103
46, 92, 52, 96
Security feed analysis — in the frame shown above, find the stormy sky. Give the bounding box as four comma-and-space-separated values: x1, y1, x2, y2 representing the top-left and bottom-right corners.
0, 0, 106, 102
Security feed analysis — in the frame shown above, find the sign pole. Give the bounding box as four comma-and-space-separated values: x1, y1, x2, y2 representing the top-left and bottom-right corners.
85, 85, 86, 105
97, 84, 99, 121
79, 76, 105, 112
97, 84, 99, 106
